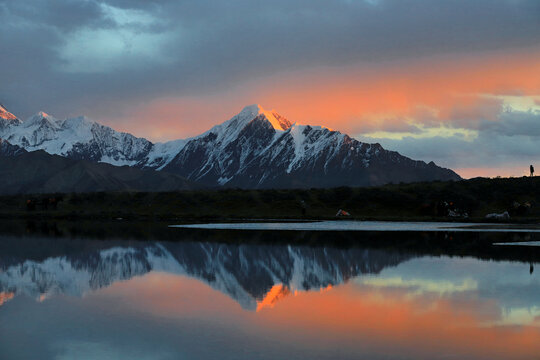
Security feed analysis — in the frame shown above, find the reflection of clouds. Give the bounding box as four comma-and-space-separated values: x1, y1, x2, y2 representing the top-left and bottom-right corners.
478, 280, 540, 311
356, 276, 477, 295
356, 256, 540, 326
54, 340, 173, 360
497, 307, 540, 326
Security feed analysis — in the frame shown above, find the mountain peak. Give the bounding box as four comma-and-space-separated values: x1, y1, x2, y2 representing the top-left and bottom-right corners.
25, 111, 60, 127
34, 111, 52, 119
239, 104, 265, 117
237, 104, 292, 131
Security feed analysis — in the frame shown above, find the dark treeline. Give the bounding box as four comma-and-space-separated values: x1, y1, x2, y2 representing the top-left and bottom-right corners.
0, 176, 538, 222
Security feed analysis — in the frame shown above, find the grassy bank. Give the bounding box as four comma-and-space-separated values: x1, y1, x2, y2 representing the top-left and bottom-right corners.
0, 176, 538, 222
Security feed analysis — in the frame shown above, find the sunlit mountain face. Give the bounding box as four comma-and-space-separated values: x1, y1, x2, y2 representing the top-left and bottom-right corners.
1, 229, 539, 359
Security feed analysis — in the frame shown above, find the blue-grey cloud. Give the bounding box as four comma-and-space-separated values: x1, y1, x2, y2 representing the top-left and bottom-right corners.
1, 0, 539, 119
359, 109, 540, 174
481, 110, 540, 137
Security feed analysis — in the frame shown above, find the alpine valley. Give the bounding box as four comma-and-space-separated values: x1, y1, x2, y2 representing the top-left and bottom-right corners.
0, 103, 460, 190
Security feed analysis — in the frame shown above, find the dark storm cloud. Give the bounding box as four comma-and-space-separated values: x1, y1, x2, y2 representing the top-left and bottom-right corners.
1, 0, 539, 118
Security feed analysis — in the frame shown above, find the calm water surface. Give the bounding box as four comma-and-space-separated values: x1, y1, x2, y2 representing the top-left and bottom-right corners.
1, 222, 539, 359
173, 220, 540, 232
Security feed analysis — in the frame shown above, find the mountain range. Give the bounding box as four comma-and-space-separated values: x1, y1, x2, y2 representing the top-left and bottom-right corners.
0, 103, 460, 190
0, 140, 193, 194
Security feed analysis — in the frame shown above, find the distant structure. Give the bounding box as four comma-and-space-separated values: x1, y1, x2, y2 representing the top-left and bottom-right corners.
335, 209, 351, 217
531, 165, 535, 177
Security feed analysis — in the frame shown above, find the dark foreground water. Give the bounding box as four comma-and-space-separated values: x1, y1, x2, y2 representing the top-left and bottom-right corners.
1, 221, 540, 360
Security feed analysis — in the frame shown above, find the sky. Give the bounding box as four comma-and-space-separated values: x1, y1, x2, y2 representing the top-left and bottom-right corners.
0, 0, 539, 178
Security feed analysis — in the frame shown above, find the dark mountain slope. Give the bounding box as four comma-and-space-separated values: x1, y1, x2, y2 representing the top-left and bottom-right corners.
0, 143, 195, 194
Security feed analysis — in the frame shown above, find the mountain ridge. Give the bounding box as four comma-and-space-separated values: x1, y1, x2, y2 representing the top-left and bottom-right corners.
0, 140, 195, 194
0, 103, 461, 188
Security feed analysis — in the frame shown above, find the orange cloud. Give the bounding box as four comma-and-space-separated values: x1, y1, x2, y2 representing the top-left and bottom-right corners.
104, 48, 540, 141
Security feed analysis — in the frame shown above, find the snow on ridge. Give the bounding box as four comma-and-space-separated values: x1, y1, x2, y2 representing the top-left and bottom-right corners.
284, 123, 345, 174
145, 139, 189, 170
185, 104, 285, 172
0, 109, 164, 166
98, 156, 139, 167
208, 104, 292, 138
286, 124, 307, 173
23, 111, 61, 127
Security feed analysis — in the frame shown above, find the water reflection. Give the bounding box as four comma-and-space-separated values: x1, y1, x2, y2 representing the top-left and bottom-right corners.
0, 237, 409, 310
1, 227, 540, 359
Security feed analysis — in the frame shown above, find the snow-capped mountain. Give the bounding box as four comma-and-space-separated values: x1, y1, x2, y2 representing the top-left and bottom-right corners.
162, 104, 460, 187
0, 107, 155, 166
0, 104, 189, 170
0, 239, 410, 310
0, 103, 460, 188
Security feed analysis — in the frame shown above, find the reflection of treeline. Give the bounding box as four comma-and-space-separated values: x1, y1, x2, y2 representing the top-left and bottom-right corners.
0, 176, 538, 222
0, 220, 539, 265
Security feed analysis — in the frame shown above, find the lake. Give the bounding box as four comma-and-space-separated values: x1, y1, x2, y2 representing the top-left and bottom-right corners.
1, 220, 539, 359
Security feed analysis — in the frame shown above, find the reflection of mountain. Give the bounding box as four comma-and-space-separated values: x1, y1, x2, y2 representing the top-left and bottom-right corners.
0, 240, 410, 310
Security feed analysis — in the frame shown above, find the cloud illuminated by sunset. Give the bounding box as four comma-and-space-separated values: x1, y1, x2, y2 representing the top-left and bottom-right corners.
109, 49, 540, 139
